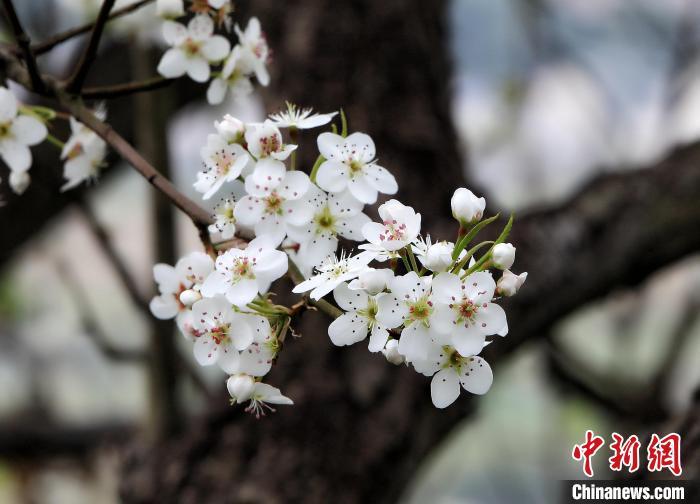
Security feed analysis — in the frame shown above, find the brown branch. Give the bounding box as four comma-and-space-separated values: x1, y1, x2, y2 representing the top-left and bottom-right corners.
65, 0, 117, 94
81, 76, 175, 99
1, 0, 45, 93
32, 0, 154, 55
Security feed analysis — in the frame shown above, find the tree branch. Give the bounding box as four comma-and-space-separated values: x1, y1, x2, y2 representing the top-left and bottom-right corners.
32, 0, 153, 55
1, 0, 45, 92
65, 0, 116, 94
81, 76, 175, 99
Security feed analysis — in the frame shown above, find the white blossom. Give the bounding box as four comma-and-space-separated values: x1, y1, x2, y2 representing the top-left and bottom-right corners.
149, 252, 215, 325
497, 269, 527, 296
208, 197, 237, 240
235, 170, 313, 246
60, 118, 107, 192
235, 17, 270, 86
201, 236, 288, 307
214, 114, 245, 143
191, 296, 257, 366
241, 383, 293, 418
451, 187, 485, 226
316, 132, 397, 204
157, 15, 230, 82
227, 373, 255, 401
347, 267, 394, 295
245, 120, 296, 161
194, 133, 250, 199
218, 314, 277, 376
269, 103, 337, 129
0, 87, 47, 184
361, 199, 421, 253
492, 242, 516, 270
412, 236, 455, 273
376, 271, 440, 362
430, 271, 508, 357
327, 282, 389, 352
292, 251, 373, 300
287, 185, 371, 269
9, 170, 30, 195
206, 46, 254, 105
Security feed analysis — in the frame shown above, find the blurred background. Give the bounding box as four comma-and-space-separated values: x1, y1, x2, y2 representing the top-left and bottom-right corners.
1, 0, 700, 503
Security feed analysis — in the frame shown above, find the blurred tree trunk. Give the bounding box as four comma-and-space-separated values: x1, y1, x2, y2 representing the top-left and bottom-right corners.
120, 1, 465, 503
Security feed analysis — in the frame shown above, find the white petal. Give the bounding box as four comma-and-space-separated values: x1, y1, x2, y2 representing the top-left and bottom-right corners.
253, 249, 288, 283
474, 303, 507, 336
193, 335, 219, 366
430, 272, 461, 304
251, 158, 285, 188
365, 163, 397, 194
153, 263, 182, 293
188, 14, 214, 40
328, 312, 368, 346
149, 295, 180, 319
201, 36, 231, 61
297, 233, 338, 270
337, 212, 371, 241
11, 115, 47, 146
237, 342, 273, 376
282, 199, 314, 226
397, 323, 432, 362
345, 132, 376, 161
347, 175, 378, 204
206, 78, 228, 105
316, 132, 344, 160
376, 294, 407, 329
225, 278, 259, 307
254, 215, 286, 247
389, 271, 425, 300
158, 48, 188, 78
217, 348, 242, 374
463, 271, 496, 303
368, 325, 389, 353
431, 368, 461, 408
186, 57, 210, 83
431, 303, 456, 334
316, 160, 348, 192
333, 282, 368, 311
452, 325, 486, 357
277, 171, 310, 200
0, 139, 31, 172
234, 195, 264, 226
459, 356, 493, 395
230, 314, 254, 350
200, 271, 229, 297
162, 20, 187, 45
0, 88, 17, 122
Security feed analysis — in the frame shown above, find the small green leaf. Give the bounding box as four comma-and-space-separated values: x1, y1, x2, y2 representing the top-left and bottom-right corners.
451, 213, 500, 260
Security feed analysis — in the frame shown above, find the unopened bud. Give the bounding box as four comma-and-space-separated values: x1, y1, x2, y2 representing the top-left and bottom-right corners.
9, 170, 30, 195
423, 241, 454, 272
492, 243, 516, 270
179, 289, 201, 307
215, 114, 245, 143
451, 187, 485, 226
227, 374, 255, 402
496, 270, 527, 296
382, 339, 405, 365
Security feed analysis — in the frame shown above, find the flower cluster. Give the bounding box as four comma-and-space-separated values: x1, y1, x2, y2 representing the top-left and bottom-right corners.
156, 0, 270, 104
151, 104, 525, 415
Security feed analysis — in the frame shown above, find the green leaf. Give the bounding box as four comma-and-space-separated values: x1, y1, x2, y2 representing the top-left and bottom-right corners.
451, 213, 500, 260
340, 108, 348, 137
462, 213, 514, 277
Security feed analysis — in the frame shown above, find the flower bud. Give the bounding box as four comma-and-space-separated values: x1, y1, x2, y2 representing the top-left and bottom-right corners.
215, 115, 245, 143
382, 339, 405, 365
423, 241, 454, 272
156, 0, 185, 18
496, 270, 527, 296
451, 187, 485, 226
9, 170, 30, 195
492, 243, 516, 270
348, 268, 393, 295
179, 289, 201, 307
227, 374, 255, 402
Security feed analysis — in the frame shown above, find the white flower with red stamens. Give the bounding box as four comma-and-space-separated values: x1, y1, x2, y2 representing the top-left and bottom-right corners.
194, 133, 250, 199
200, 236, 288, 307
376, 271, 440, 362
361, 199, 421, 253
292, 251, 373, 300
430, 271, 508, 357
315, 132, 397, 204
60, 117, 107, 192
206, 46, 253, 105
245, 120, 296, 161
208, 197, 238, 240
218, 314, 277, 376
157, 15, 230, 82
191, 295, 257, 366
327, 282, 389, 352
235, 170, 313, 246
149, 251, 215, 326
235, 17, 270, 86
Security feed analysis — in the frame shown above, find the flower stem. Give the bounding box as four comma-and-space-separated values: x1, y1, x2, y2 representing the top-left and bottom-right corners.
45, 133, 65, 149
309, 154, 324, 183
406, 246, 420, 273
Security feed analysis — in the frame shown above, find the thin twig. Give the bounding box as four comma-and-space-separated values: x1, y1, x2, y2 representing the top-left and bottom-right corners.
1, 0, 45, 92
32, 0, 154, 55
65, 0, 116, 93
81, 76, 175, 99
